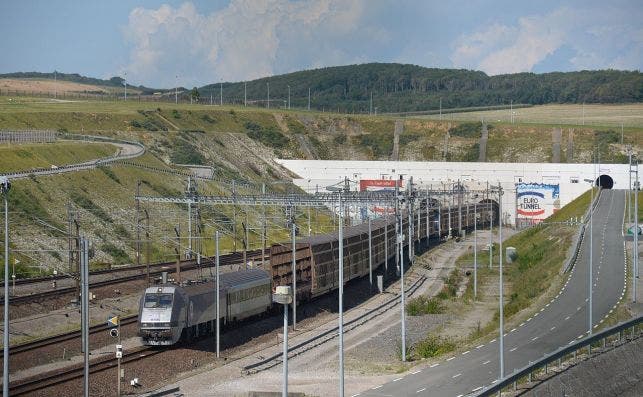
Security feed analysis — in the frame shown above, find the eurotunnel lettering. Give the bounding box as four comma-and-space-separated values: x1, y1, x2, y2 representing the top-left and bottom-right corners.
521, 197, 541, 210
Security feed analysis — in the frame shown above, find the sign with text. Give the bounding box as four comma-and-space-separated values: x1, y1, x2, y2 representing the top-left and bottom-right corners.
516, 183, 560, 224
359, 179, 402, 215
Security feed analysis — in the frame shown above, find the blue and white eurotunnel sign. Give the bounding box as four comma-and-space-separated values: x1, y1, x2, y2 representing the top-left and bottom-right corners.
516, 183, 560, 223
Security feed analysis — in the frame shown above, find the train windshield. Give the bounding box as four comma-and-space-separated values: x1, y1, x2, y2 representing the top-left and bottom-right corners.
144, 293, 173, 308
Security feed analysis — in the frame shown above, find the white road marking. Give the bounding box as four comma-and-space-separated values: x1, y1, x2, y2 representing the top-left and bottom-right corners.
351, 394, 360, 397
430, 363, 439, 368
565, 316, 570, 320
519, 322, 525, 327
482, 360, 491, 365
472, 387, 483, 392
509, 347, 517, 352
416, 388, 426, 393
393, 377, 402, 382
372, 385, 382, 390
550, 326, 556, 331
534, 312, 540, 317
462, 350, 470, 355
447, 356, 455, 361
510, 328, 517, 332
476, 345, 485, 349
526, 318, 532, 322
453, 373, 462, 378
411, 370, 421, 375
490, 339, 497, 343
491, 379, 498, 384
545, 303, 550, 307
532, 336, 538, 341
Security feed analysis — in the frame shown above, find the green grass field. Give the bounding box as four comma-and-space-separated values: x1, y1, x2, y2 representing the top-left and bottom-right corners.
0, 142, 115, 173
418, 103, 643, 129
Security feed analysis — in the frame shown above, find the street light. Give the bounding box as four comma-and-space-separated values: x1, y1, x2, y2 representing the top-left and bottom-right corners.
583, 176, 595, 334
273, 286, 293, 397
1, 176, 10, 397
490, 183, 504, 378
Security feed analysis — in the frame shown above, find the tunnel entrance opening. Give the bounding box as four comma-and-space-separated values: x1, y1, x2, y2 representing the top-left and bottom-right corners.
596, 174, 614, 189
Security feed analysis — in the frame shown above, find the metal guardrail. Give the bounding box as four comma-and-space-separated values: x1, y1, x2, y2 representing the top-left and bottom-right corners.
0, 132, 146, 179
561, 188, 603, 274
474, 315, 642, 396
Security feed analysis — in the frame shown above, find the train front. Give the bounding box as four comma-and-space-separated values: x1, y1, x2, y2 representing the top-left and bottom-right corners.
138, 285, 184, 346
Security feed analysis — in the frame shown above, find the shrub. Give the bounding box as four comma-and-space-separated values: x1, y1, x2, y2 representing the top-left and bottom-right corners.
244, 121, 289, 149
406, 295, 444, 315
98, 165, 121, 184
100, 243, 130, 265
70, 191, 112, 223
170, 140, 205, 165
415, 335, 456, 358
449, 122, 482, 138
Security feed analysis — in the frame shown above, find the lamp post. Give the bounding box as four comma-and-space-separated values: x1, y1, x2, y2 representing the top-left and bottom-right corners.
273, 286, 292, 397
1, 176, 11, 397
474, 199, 478, 299
584, 175, 595, 334
490, 183, 504, 378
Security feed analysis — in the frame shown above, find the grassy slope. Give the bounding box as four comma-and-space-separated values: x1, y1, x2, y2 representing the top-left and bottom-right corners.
0, 96, 639, 164
0, 142, 115, 172
429, 190, 594, 347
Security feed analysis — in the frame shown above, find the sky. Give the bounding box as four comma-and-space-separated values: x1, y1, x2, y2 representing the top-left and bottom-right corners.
0, 0, 641, 88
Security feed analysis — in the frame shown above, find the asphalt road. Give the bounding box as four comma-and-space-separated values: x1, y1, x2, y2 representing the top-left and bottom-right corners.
359, 189, 627, 397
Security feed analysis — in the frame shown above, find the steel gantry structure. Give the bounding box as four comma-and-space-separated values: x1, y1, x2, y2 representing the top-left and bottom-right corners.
136, 181, 494, 397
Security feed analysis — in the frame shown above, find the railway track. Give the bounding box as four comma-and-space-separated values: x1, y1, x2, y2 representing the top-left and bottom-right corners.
9, 346, 161, 396
1, 249, 265, 305
0, 316, 139, 361
243, 273, 427, 374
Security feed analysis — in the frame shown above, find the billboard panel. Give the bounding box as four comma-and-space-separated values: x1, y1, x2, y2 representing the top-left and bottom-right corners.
359, 179, 402, 216
516, 183, 560, 225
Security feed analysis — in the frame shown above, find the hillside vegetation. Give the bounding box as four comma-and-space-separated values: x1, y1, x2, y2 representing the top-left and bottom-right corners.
198, 63, 643, 113
0, 97, 640, 165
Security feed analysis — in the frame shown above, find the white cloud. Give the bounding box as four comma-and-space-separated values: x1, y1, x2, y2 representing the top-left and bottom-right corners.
451, 8, 571, 75
122, 0, 368, 87
450, 5, 643, 75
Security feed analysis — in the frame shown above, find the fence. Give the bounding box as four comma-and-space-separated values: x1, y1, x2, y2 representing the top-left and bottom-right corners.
475, 315, 642, 396
0, 130, 57, 144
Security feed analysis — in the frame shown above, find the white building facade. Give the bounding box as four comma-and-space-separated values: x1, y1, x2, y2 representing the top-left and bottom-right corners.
277, 159, 633, 226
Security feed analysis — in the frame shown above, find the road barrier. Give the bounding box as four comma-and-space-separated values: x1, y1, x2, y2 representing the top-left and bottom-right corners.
474, 315, 642, 396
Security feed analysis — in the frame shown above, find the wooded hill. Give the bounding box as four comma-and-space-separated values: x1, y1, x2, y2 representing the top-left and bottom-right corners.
0, 71, 166, 95
199, 63, 643, 113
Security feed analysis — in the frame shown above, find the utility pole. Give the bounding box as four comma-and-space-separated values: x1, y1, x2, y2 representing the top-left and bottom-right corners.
80, 237, 90, 397
244, 82, 247, 107
267, 82, 270, 109
174, 225, 181, 284
399, 175, 407, 362
220, 81, 223, 106
232, 180, 237, 252
175, 75, 178, 104
308, 87, 311, 111
215, 231, 220, 357
489, 182, 493, 269
262, 183, 266, 268
291, 221, 297, 330
474, 200, 478, 299
144, 209, 150, 286
136, 181, 141, 268
2, 176, 10, 397
633, 158, 639, 303
439, 97, 442, 121
287, 85, 290, 109
368, 217, 372, 287
338, 191, 344, 397
497, 183, 504, 378
370, 91, 373, 115
187, 177, 193, 259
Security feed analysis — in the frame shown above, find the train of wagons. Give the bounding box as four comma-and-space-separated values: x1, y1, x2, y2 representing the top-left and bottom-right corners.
138, 200, 497, 345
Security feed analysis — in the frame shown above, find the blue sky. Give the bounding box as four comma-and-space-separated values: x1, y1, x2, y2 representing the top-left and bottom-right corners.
1, 1, 641, 88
